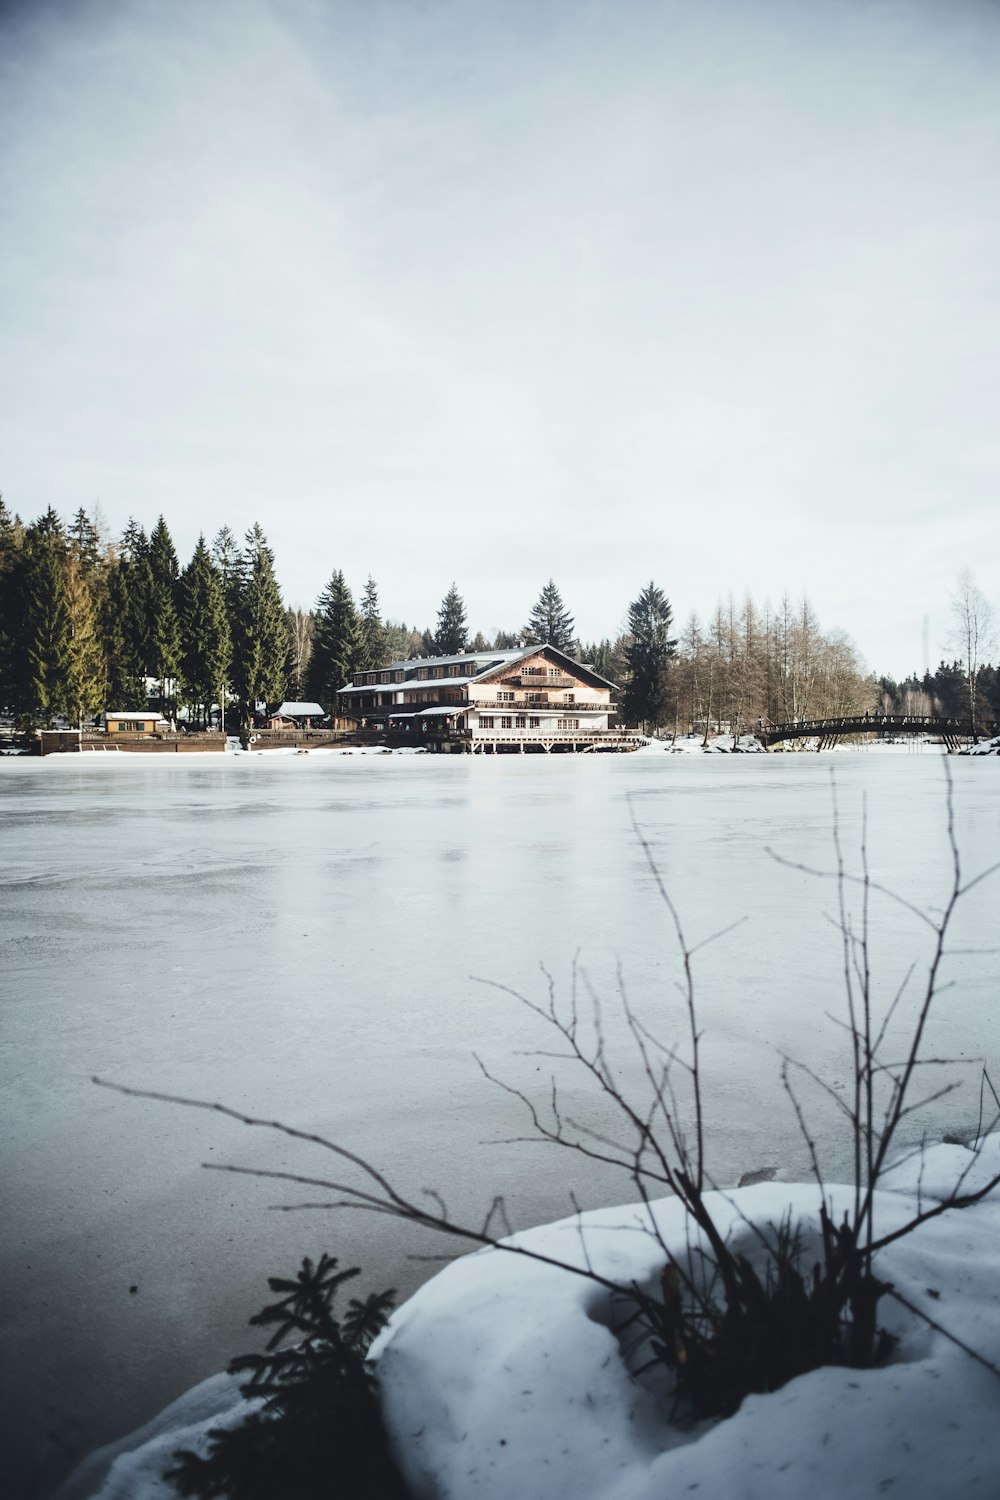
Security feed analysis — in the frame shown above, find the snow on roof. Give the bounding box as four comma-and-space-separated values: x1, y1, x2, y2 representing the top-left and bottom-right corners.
105, 711, 164, 720
273, 703, 325, 717
382, 647, 530, 672
340, 645, 618, 695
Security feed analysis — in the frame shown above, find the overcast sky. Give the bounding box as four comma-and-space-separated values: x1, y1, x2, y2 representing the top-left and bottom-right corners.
2, 0, 998, 675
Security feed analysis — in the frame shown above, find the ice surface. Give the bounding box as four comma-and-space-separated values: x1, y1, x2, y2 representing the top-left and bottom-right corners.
2, 751, 998, 1494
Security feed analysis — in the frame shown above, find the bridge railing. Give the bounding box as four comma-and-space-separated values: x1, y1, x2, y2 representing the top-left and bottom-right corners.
763, 713, 995, 739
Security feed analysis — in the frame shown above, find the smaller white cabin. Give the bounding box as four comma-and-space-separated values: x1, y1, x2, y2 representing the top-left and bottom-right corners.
268, 701, 326, 728
103, 712, 167, 736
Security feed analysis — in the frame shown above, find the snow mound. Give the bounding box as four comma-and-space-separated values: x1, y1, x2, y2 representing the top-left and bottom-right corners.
963, 735, 1000, 756
62, 1139, 1000, 1500
663, 734, 767, 754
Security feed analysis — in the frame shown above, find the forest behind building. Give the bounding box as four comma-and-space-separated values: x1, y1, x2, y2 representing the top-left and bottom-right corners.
1, 499, 996, 735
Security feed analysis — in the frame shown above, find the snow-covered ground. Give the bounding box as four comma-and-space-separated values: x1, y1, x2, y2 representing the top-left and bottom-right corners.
638, 733, 767, 753
59, 1135, 1000, 1500
964, 735, 1000, 756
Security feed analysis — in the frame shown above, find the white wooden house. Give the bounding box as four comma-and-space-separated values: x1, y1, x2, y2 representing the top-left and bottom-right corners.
339, 645, 634, 751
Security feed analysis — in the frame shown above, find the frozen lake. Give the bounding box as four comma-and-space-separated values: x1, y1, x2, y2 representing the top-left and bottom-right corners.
2, 748, 999, 1497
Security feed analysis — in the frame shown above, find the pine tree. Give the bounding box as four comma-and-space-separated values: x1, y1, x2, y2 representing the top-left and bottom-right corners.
307, 571, 359, 712
0, 497, 26, 711
64, 553, 106, 723
116, 518, 153, 695
12, 518, 72, 723
620, 581, 677, 732
435, 583, 468, 656
525, 581, 576, 653
212, 525, 244, 652
0, 494, 18, 544
492, 629, 521, 650
101, 556, 147, 710
233, 525, 288, 722
381, 621, 411, 665
33, 505, 66, 543
356, 576, 385, 673
146, 516, 182, 713
178, 536, 231, 727
69, 507, 102, 574
581, 638, 621, 683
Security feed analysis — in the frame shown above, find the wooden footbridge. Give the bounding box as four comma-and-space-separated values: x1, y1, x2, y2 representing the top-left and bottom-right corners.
763, 714, 995, 752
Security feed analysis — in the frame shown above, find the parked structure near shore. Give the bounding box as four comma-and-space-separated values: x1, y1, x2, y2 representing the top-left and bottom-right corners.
339, 644, 640, 752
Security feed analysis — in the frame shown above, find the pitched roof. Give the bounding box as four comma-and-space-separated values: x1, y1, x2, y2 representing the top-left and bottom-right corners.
382, 647, 528, 672
341, 643, 616, 695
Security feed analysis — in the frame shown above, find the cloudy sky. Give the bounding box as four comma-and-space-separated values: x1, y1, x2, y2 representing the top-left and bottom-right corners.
2, 0, 998, 674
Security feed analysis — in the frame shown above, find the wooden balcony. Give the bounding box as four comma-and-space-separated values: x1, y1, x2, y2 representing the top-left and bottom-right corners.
472, 699, 615, 715
505, 673, 577, 688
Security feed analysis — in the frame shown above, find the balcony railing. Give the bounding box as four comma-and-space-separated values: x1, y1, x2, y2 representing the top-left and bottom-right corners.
504, 673, 578, 688
473, 700, 615, 715
466, 727, 639, 741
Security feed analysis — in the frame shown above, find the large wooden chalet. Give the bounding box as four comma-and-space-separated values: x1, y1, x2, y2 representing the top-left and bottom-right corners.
339, 645, 636, 752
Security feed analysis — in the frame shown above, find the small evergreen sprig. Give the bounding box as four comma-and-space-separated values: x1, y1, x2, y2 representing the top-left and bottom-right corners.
170, 1255, 408, 1500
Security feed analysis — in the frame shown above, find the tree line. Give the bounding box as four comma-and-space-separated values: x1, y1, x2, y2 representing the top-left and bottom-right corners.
5, 498, 992, 736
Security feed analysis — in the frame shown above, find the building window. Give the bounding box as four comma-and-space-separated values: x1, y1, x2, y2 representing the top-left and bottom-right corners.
526, 692, 544, 703
480, 716, 494, 727
501, 715, 513, 729
529, 716, 540, 727
497, 690, 514, 702
557, 718, 580, 730
565, 693, 575, 704
515, 715, 526, 728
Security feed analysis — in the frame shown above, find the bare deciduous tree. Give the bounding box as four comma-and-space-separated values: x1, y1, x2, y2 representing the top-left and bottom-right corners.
948, 569, 996, 734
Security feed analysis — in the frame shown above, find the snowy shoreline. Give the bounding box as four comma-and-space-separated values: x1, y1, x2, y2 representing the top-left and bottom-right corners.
8, 733, 995, 766
57, 1136, 1000, 1500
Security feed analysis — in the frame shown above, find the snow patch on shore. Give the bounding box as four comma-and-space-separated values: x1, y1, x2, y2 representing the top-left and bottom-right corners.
59, 1138, 1000, 1500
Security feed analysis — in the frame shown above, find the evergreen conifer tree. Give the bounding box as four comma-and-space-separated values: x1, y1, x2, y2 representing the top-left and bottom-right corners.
101, 555, 147, 710
12, 518, 72, 723
33, 505, 66, 543
212, 526, 244, 651
69, 507, 102, 574
581, 638, 621, 684
621, 581, 677, 732
381, 622, 411, 664
525, 580, 576, 653
64, 553, 106, 723
307, 571, 359, 711
435, 583, 468, 656
355, 576, 385, 673
0, 497, 25, 711
146, 517, 182, 714
233, 525, 288, 723
179, 536, 232, 727
116, 519, 153, 692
